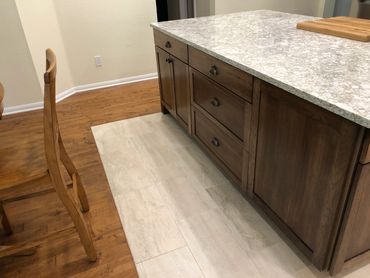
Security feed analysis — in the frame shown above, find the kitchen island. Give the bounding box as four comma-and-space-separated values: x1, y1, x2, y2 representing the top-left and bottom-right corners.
151, 10, 370, 275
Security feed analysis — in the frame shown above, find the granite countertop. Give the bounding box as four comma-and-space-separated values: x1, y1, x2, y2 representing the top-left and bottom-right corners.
151, 10, 370, 128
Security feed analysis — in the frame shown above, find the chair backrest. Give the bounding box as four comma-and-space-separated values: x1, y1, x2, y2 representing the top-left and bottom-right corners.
43, 49, 62, 171
0, 82, 4, 119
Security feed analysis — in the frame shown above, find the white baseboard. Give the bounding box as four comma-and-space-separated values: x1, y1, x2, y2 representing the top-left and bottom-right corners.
3, 72, 158, 116
3, 101, 44, 115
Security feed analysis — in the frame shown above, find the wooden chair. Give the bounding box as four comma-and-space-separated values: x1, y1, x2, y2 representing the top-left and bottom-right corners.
0, 82, 4, 119
0, 49, 97, 262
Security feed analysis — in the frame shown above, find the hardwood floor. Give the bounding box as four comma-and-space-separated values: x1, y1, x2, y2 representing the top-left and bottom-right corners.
0, 79, 160, 277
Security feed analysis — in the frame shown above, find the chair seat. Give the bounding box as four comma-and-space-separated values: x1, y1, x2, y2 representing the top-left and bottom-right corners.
0, 127, 47, 191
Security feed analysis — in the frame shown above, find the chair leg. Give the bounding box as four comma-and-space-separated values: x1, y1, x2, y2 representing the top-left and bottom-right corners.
0, 201, 12, 235
72, 173, 89, 213
54, 184, 97, 262
59, 135, 90, 212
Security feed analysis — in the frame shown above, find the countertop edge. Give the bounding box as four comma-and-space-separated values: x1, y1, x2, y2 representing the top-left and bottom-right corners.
150, 24, 370, 129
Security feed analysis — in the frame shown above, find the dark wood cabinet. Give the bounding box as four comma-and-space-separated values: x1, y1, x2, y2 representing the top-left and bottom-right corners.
189, 46, 253, 102
331, 161, 370, 275
154, 29, 188, 63
189, 68, 252, 188
193, 109, 243, 181
156, 47, 175, 113
173, 56, 190, 127
153, 29, 370, 275
155, 46, 190, 130
191, 69, 246, 141
251, 81, 362, 269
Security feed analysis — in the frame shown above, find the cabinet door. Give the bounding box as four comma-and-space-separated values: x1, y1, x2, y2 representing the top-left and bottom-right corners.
173, 56, 190, 126
156, 47, 175, 111
253, 82, 361, 269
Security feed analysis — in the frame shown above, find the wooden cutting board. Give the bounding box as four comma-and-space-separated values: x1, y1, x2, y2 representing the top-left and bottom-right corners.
297, 16, 370, 42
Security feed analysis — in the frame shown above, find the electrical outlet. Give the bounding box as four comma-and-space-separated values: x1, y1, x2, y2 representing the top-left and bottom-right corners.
94, 55, 102, 67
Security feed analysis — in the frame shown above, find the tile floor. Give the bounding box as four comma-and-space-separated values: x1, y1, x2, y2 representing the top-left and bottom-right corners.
92, 113, 369, 278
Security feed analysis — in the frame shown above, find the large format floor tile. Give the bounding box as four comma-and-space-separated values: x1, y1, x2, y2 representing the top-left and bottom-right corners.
178, 208, 261, 277
136, 247, 203, 278
92, 113, 369, 278
114, 186, 186, 263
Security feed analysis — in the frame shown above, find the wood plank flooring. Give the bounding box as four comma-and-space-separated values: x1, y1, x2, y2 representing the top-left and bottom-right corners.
0, 79, 160, 277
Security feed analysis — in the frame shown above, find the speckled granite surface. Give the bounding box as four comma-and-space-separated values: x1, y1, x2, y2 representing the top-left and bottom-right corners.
151, 10, 370, 128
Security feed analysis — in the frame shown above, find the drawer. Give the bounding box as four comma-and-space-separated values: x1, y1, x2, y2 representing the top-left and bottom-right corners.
154, 29, 188, 63
191, 70, 246, 140
359, 130, 370, 164
194, 109, 243, 180
189, 46, 253, 102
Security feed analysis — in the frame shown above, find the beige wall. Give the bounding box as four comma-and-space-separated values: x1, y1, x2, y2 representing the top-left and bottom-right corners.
195, 0, 216, 17
317, 0, 326, 17
15, 0, 74, 94
2, 0, 158, 109
53, 0, 158, 86
0, 0, 42, 107
350, 0, 359, 17
215, 0, 323, 17
4, 0, 323, 109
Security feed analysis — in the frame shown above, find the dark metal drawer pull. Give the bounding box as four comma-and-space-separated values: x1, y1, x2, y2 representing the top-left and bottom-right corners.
211, 137, 220, 147
165, 58, 173, 64
211, 98, 220, 107
209, 65, 218, 76
165, 41, 172, 48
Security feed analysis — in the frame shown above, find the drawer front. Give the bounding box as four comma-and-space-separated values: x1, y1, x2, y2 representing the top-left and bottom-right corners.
154, 30, 188, 63
189, 46, 253, 102
192, 70, 245, 140
194, 109, 243, 180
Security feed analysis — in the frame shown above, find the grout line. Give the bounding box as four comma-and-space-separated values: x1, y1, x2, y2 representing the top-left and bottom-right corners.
136, 245, 186, 265
184, 243, 207, 278
175, 213, 207, 278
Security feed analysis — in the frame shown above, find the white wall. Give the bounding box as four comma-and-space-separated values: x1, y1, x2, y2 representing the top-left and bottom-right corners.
53, 0, 158, 86
0, 0, 42, 107
15, 0, 74, 94
215, 0, 324, 17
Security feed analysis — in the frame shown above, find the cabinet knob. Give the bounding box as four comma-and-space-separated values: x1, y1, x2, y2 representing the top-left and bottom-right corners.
211, 98, 220, 107
165, 41, 172, 48
211, 137, 220, 147
209, 65, 218, 76
165, 58, 173, 64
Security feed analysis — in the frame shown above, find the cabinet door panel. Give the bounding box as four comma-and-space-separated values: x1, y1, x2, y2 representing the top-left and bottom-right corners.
330, 162, 370, 274
173, 57, 190, 126
253, 82, 360, 268
345, 163, 370, 260
156, 47, 174, 111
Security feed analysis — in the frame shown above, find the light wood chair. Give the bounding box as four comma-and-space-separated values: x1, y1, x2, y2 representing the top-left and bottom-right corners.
0, 49, 97, 262
0, 82, 4, 119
